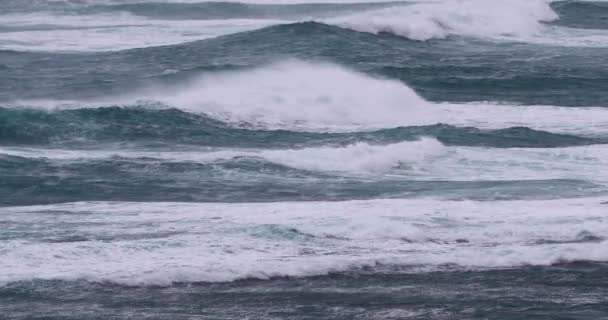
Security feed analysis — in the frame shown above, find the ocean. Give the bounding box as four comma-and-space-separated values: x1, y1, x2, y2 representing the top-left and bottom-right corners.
1, 0, 608, 319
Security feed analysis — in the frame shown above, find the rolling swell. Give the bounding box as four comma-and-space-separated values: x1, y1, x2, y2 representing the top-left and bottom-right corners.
0, 106, 601, 148
3, 22, 608, 106
0, 152, 600, 205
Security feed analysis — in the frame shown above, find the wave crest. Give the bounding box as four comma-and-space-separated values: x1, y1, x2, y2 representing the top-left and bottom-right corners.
148, 59, 435, 130
326, 0, 558, 41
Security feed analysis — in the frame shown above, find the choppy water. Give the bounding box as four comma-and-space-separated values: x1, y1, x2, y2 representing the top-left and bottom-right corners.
1, 0, 608, 319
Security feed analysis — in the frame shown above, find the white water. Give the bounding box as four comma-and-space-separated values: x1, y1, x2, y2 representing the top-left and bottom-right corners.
11, 60, 608, 134
91, 60, 608, 134
0, 197, 606, 285
2, 139, 608, 183
328, 0, 558, 41
3, 0, 608, 51
324, 0, 608, 47
1, 0, 608, 291
0, 12, 284, 52
154, 60, 439, 129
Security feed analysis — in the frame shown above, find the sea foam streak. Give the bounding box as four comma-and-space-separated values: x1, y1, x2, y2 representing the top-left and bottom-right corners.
1, 197, 607, 286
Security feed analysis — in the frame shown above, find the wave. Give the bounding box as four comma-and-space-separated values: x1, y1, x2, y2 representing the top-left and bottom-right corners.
0, 11, 284, 52
0, 1, 400, 52
132, 60, 608, 132
2, 158, 594, 204
7, 60, 607, 136
1, 105, 603, 147
322, 0, 608, 47
5, 23, 608, 106
0, 138, 445, 173
111, 60, 437, 130
1, 140, 607, 205
2, 261, 607, 320
91, 0, 608, 31
3, 138, 608, 180
5, 0, 608, 53
75, 0, 608, 34
1, 197, 607, 285
327, 0, 557, 41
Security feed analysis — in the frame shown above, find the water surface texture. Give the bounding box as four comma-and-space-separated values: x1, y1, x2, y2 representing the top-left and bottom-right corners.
1, 0, 608, 319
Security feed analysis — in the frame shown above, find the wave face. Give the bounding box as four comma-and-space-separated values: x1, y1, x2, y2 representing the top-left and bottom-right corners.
2, 1, 608, 319
4, 27, 608, 107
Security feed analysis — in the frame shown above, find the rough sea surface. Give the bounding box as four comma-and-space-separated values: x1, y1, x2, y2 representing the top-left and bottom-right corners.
1, 0, 608, 319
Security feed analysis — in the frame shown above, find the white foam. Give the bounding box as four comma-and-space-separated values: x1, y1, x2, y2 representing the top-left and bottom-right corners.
2, 140, 608, 183
259, 138, 444, 172
10, 60, 608, 134
0, 140, 445, 174
1, 197, 607, 285
16, 139, 440, 174
4, 0, 608, 52
323, 0, 608, 47
0, 12, 284, 52
327, 0, 556, 41
138, 60, 608, 135
436, 102, 608, 137
152, 60, 438, 129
